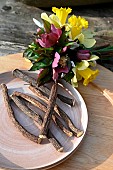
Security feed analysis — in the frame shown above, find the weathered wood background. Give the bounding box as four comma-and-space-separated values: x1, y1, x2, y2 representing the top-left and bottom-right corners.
0, 0, 113, 70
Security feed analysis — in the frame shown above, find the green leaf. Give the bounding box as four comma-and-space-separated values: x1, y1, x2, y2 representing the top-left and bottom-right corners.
37, 68, 49, 82
43, 19, 51, 33
58, 30, 67, 46
24, 49, 33, 58
28, 42, 39, 50
65, 42, 75, 47
30, 57, 53, 71
24, 49, 41, 62
38, 74, 52, 86
44, 47, 54, 51
55, 46, 62, 53
91, 46, 113, 53
63, 71, 74, 82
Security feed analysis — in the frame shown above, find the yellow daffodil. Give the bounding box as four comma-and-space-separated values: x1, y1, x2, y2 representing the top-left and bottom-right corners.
52, 7, 72, 25
71, 60, 89, 87
68, 15, 88, 40
77, 68, 99, 86
68, 15, 88, 28
71, 59, 99, 87
41, 7, 72, 28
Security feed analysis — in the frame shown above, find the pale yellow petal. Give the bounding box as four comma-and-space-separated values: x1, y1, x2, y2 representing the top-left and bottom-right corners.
83, 38, 96, 48
71, 75, 78, 87
49, 14, 61, 28
88, 55, 99, 61
77, 60, 89, 70
76, 33, 85, 42
76, 72, 82, 81
41, 13, 51, 23
72, 67, 76, 74
82, 30, 95, 38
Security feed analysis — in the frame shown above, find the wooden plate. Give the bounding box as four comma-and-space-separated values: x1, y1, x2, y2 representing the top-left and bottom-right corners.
0, 71, 88, 170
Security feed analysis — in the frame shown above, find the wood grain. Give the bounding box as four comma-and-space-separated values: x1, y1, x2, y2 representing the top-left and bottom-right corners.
0, 53, 32, 73
0, 53, 113, 170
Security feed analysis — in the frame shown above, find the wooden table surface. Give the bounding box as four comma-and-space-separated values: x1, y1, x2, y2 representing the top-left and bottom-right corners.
0, 53, 113, 170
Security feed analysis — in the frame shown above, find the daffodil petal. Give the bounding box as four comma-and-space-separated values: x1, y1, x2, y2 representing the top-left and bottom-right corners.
52, 7, 72, 25
82, 30, 95, 38
70, 26, 81, 40
88, 55, 99, 61
83, 38, 96, 48
72, 67, 76, 73
71, 80, 78, 87
76, 72, 82, 81
76, 33, 84, 42
77, 68, 99, 86
71, 75, 78, 87
77, 60, 89, 70
49, 14, 61, 28
41, 13, 52, 24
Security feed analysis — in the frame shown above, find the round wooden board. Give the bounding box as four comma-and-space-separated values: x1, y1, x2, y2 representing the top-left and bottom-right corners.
0, 71, 88, 170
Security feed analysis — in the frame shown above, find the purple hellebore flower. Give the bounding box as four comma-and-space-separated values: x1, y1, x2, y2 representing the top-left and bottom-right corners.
52, 52, 60, 68
52, 66, 69, 80
37, 24, 62, 48
62, 46, 67, 53
52, 52, 69, 81
77, 50, 91, 60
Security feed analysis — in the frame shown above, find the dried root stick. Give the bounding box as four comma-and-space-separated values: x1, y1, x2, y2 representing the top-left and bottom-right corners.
52, 115, 73, 137
10, 94, 42, 127
11, 93, 63, 151
38, 82, 57, 143
56, 107, 84, 138
13, 91, 72, 137
48, 130, 63, 152
0, 83, 38, 143
13, 69, 75, 106
29, 85, 83, 137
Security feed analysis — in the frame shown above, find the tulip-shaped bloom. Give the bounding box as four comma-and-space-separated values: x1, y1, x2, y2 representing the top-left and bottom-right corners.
77, 68, 99, 86
52, 7, 72, 25
77, 50, 90, 60
37, 24, 62, 48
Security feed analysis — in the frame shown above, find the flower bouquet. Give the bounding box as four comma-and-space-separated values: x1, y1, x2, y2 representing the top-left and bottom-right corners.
23, 7, 113, 87
23, 7, 100, 87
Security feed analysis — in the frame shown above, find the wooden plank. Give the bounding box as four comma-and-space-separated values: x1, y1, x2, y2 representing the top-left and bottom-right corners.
0, 53, 32, 73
